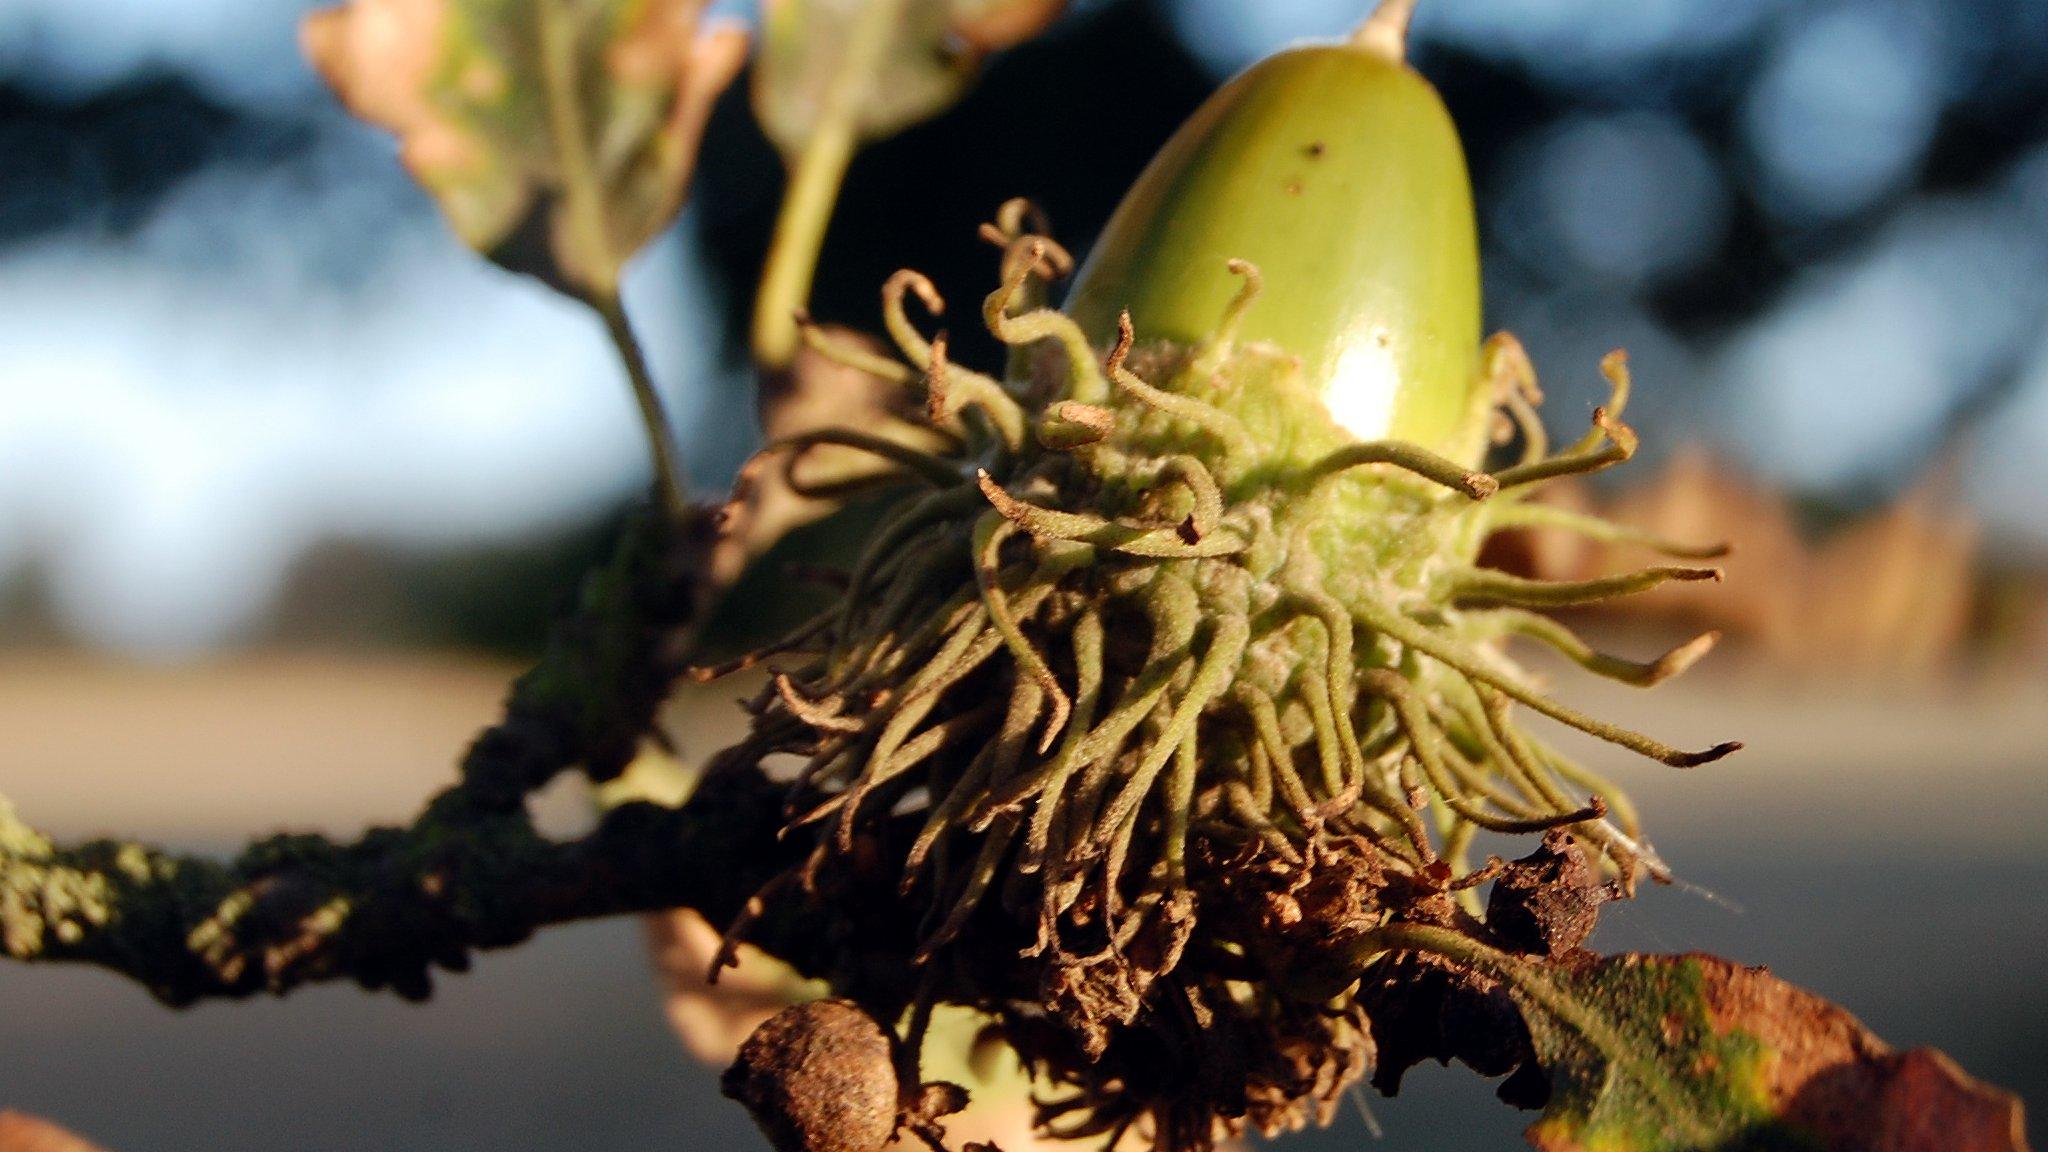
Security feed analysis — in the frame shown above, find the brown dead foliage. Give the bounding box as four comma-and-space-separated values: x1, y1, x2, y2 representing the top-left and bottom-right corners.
0, 1114, 108, 1152
1360, 949, 1536, 1099
1497, 449, 1983, 679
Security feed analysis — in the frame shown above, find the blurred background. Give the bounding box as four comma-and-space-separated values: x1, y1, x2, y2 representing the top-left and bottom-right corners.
0, 0, 2043, 1149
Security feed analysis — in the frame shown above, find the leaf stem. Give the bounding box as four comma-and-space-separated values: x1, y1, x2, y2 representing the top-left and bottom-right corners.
750, 0, 913, 368
1348, 921, 1579, 1026
531, 5, 689, 515
597, 292, 692, 518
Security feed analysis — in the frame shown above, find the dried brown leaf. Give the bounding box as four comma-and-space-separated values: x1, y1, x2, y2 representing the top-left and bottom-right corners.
948, 0, 1067, 52
691, 324, 928, 663
0, 1113, 110, 1152
1500, 448, 1982, 678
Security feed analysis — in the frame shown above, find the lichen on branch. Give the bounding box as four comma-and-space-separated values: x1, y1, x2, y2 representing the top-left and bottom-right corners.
0, 780, 785, 1006
0, 506, 794, 1006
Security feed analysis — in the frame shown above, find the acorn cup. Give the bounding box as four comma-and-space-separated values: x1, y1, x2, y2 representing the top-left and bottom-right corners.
694, 3, 1735, 1147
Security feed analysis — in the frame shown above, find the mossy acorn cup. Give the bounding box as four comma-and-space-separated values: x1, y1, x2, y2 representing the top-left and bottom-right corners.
708, 8, 1736, 1149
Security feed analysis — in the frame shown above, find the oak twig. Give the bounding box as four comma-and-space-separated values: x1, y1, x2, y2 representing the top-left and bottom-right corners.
0, 505, 796, 1006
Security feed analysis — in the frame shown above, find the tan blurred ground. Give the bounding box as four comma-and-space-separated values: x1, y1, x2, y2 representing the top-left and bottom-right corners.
0, 651, 521, 842
0, 646, 2042, 1152
2, 646, 2039, 850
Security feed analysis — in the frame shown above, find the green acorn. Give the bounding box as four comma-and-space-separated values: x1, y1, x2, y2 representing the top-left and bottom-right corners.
708, 4, 1736, 1148
1065, 10, 1483, 458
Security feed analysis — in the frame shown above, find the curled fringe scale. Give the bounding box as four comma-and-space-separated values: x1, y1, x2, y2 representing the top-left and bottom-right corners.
703, 200, 1737, 1149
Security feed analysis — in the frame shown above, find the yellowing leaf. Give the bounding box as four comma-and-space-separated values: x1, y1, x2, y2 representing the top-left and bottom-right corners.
754, 0, 961, 157
752, 0, 1067, 158
1517, 953, 2029, 1152
304, 0, 747, 298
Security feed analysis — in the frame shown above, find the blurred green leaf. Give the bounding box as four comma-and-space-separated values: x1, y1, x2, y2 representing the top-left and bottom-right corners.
745, 0, 1066, 367
753, 0, 964, 157
304, 0, 748, 298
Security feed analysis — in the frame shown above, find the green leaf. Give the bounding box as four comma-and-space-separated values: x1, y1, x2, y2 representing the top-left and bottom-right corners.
751, 0, 1066, 158
744, 0, 1067, 368
304, 0, 748, 298
1514, 952, 2029, 1152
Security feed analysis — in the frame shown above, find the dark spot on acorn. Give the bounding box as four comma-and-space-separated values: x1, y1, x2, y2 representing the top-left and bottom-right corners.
1485, 829, 1620, 958
723, 1000, 899, 1152
1304, 140, 1326, 158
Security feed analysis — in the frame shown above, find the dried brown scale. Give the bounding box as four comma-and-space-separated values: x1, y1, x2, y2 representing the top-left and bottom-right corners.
1360, 947, 1537, 1098
699, 212, 1739, 1150
1486, 830, 1622, 959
